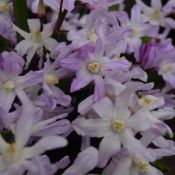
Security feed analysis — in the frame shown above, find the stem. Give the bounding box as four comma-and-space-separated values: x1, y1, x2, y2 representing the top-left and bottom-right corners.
53, 0, 67, 37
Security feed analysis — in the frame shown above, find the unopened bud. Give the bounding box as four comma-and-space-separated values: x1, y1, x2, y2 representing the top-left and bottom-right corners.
38, 0, 46, 19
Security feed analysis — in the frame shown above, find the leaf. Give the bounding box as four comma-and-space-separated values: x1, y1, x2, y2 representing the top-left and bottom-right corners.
13, 0, 29, 40
152, 161, 169, 173
0, 36, 12, 51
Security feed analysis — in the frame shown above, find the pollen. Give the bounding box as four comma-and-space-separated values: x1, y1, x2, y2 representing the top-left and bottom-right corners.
161, 63, 173, 74
111, 119, 125, 132
138, 160, 149, 173
5, 144, 16, 158
87, 61, 100, 74
45, 74, 59, 85
34, 31, 42, 42
133, 157, 149, 173
141, 96, 152, 107
3, 80, 15, 92
87, 28, 98, 43
0, 2, 9, 10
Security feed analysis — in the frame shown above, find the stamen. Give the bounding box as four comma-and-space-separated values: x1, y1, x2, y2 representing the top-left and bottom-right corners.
111, 119, 125, 132
45, 74, 59, 85
87, 61, 100, 74
0, 2, 9, 10
87, 28, 98, 43
3, 80, 15, 92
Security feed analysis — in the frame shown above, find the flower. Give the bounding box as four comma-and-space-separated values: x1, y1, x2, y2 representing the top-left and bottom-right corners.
136, 0, 175, 28
13, 19, 58, 68
0, 93, 67, 174
0, 51, 41, 112
73, 82, 155, 167
60, 41, 131, 101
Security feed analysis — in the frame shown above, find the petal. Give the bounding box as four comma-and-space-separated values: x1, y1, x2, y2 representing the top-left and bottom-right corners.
126, 109, 154, 132
0, 91, 16, 112
72, 118, 113, 138
15, 40, 32, 57
151, 107, 175, 120
122, 130, 154, 161
131, 5, 142, 23
78, 95, 94, 114
43, 38, 58, 52
70, 71, 92, 92
42, 22, 55, 38
33, 120, 71, 137
16, 71, 42, 89
92, 97, 114, 119
63, 147, 98, 175
22, 136, 67, 159
59, 58, 83, 71
0, 135, 8, 153
13, 24, 31, 39
151, 0, 162, 9
28, 19, 41, 34
111, 157, 131, 175
63, 0, 75, 11
98, 136, 121, 168
94, 77, 105, 102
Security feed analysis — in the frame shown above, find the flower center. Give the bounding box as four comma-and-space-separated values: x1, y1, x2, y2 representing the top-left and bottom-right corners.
87, 61, 100, 74
87, 28, 98, 43
140, 96, 152, 107
33, 31, 42, 42
3, 80, 15, 92
150, 9, 164, 22
133, 157, 149, 173
45, 74, 59, 85
5, 144, 16, 158
111, 119, 125, 132
161, 63, 174, 74
138, 160, 149, 173
0, 2, 9, 11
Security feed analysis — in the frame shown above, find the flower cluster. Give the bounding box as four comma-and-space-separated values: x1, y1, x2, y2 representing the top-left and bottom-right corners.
0, 0, 175, 174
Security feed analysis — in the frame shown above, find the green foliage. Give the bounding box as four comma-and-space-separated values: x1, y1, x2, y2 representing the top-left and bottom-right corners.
152, 161, 169, 173
0, 36, 12, 51
13, 0, 29, 40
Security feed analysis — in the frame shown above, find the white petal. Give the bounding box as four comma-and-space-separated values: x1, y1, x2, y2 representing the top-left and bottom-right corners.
13, 24, 31, 39
63, 147, 98, 175
98, 136, 121, 168
92, 97, 114, 119
111, 157, 131, 175
22, 136, 67, 159
28, 19, 41, 34
72, 117, 113, 138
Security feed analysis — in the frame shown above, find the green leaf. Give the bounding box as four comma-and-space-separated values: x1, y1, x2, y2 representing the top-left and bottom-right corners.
141, 36, 151, 44
0, 36, 12, 51
13, 0, 29, 40
152, 161, 169, 173
109, 4, 119, 11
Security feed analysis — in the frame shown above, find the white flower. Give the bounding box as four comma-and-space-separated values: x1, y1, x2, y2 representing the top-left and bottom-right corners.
13, 19, 58, 68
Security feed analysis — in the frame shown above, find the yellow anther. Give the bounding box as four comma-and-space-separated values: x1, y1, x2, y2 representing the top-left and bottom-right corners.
87, 28, 98, 43
45, 74, 59, 85
140, 96, 152, 107
138, 160, 149, 173
111, 119, 125, 132
0, 2, 9, 10
151, 9, 163, 21
3, 80, 15, 92
161, 64, 173, 74
133, 157, 149, 173
87, 61, 100, 74
33, 31, 42, 42
5, 144, 16, 158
